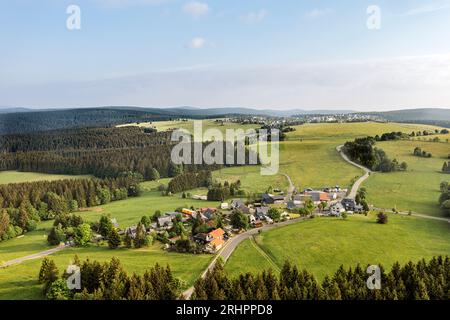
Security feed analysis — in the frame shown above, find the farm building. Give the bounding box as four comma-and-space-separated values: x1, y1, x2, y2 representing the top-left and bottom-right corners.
305, 191, 330, 203
262, 193, 285, 205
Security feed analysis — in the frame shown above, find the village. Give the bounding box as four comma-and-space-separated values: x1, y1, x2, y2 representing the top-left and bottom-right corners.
120, 185, 365, 255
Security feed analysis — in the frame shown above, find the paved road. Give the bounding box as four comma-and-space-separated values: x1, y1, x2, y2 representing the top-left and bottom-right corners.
183, 172, 299, 299
182, 215, 308, 299
337, 145, 450, 223
336, 145, 372, 199
0, 244, 69, 269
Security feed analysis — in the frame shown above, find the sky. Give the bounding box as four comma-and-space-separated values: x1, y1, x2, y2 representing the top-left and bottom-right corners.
1, 0, 450, 111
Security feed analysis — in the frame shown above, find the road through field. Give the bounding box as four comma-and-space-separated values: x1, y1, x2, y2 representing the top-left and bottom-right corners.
183, 211, 308, 298
336, 145, 372, 199
336, 145, 450, 223
0, 244, 69, 269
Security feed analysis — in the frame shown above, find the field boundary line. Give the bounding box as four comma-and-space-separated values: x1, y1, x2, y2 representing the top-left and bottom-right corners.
249, 236, 281, 273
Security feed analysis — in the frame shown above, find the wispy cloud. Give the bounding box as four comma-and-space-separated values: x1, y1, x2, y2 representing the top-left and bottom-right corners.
306, 8, 333, 19
187, 37, 206, 49
401, 0, 450, 16
241, 9, 268, 24
4, 55, 450, 110
182, 1, 210, 18
93, 0, 171, 8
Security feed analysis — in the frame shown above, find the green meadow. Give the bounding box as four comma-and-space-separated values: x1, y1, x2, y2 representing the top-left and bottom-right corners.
0, 179, 220, 266
225, 213, 450, 280
0, 223, 52, 263
215, 122, 445, 194
0, 244, 213, 300
119, 119, 259, 139
363, 139, 450, 216
1, 120, 449, 300
0, 171, 91, 185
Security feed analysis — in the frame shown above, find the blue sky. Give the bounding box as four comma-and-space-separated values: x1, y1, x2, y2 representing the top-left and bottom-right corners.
1, 0, 450, 110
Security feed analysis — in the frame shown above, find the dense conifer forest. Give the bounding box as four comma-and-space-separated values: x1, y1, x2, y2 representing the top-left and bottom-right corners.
37, 255, 450, 300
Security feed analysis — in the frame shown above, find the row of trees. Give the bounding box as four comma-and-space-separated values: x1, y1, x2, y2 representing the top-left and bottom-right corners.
413, 147, 432, 158
192, 256, 450, 300
168, 171, 213, 194
37, 254, 450, 300
0, 175, 140, 242
207, 180, 244, 201
344, 137, 407, 172
38, 256, 181, 300
374, 131, 408, 141
439, 181, 450, 216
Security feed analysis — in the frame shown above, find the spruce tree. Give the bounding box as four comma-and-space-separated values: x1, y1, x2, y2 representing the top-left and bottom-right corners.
108, 228, 122, 249
124, 232, 133, 248
133, 223, 147, 248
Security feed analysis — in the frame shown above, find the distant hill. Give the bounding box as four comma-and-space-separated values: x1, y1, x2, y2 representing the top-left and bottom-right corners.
158, 107, 355, 117
2, 106, 449, 135
0, 107, 31, 114
377, 108, 450, 122
365, 108, 450, 128
0, 108, 183, 135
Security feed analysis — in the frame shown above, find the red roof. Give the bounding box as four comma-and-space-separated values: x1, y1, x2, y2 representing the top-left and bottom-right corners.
208, 228, 225, 239
210, 238, 225, 249
320, 193, 330, 201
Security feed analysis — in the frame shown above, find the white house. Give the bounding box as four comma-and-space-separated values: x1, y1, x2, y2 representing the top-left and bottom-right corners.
329, 203, 345, 216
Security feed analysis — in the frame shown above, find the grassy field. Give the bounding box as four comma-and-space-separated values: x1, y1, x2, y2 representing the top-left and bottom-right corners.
0, 179, 220, 264
0, 171, 91, 185
225, 213, 450, 280
0, 244, 213, 300
1, 121, 448, 299
363, 140, 450, 216
215, 122, 444, 193
0, 222, 53, 264
78, 179, 220, 228
119, 119, 259, 139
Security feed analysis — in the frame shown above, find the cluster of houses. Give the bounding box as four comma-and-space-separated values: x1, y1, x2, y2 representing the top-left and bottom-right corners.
118, 183, 366, 255
121, 206, 228, 253
193, 228, 227, 253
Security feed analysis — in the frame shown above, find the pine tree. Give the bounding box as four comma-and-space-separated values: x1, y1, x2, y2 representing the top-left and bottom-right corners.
108, 228, 122, 249
124, 232, 133, 248
98, 215, 113, 237
133, 223, 147, 248
38, 258, 59, 294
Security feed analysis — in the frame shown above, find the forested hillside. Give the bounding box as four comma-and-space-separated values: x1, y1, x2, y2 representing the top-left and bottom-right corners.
0, 108, 178, 135
0, 127, 173, 152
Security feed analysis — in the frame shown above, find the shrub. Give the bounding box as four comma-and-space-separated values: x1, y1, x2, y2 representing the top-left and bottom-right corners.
46, 279, 70, 300
376, 212, 388, 224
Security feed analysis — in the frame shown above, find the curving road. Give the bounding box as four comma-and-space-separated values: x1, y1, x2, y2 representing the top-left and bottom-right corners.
336, 145, 450, 223
336, 145, 372, 199
182, 215, 308, 299
281, 173, 295, 201
183, 173, 301, 299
